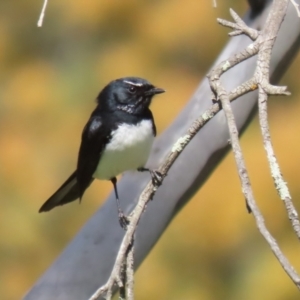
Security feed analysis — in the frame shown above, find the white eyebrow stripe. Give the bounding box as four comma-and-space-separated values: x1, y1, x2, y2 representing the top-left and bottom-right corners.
123, 80, 143, 87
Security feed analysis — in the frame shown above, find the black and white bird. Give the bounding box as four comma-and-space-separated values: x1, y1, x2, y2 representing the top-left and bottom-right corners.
39, 77, 165, 227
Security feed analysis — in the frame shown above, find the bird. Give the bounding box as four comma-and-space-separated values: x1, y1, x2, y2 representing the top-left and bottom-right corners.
39, 77, 165, 228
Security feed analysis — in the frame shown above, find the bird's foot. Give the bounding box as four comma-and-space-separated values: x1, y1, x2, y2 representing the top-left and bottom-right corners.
137, 167, 163, 186
149, 170, 163, 186
118, 210, 129, 230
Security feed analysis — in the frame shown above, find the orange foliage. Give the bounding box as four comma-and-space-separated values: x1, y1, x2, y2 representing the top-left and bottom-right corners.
1, 0, 300, 299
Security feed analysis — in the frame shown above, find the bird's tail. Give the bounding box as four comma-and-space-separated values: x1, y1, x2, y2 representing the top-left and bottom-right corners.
39, 171, 94, 212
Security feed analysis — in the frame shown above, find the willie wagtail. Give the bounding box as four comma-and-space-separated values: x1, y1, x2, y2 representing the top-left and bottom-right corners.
39, 77, 165, 228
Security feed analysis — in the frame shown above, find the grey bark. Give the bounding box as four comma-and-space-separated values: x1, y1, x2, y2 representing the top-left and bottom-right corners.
24, 2, 300, 299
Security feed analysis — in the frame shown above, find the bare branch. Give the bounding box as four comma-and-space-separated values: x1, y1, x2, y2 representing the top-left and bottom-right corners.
209, 0, 300, 289
229, 78, 258, 101
90, 3, 300, 295
217, 9, 259, 40
126, 242, 135, 300
119, 259, 126, 300
258, 87, 300, 239
291, 0, 300, 17
253, 0, 300, 241
37, 0, 49, 27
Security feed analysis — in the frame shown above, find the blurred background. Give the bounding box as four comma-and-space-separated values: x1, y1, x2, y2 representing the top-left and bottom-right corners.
1, 0, 300, 299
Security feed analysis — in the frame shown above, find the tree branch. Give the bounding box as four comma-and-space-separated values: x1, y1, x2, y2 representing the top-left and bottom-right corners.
37, 0, 49, 27
291, 0, 300, 17
90, 3, 300, 295
208, 0, 300, 289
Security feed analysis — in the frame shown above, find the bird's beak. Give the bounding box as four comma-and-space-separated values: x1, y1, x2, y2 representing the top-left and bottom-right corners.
146, 87, 165, 96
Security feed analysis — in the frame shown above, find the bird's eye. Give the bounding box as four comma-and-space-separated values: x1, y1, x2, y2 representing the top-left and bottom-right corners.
128, 86, 137, 94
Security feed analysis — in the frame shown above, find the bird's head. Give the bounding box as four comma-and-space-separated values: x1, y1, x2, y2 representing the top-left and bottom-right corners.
97, 77, 165, 115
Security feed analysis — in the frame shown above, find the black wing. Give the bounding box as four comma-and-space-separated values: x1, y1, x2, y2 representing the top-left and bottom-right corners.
76, 115, 110, 199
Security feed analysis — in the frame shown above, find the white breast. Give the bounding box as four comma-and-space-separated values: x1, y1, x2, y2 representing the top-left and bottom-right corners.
93, 119, 154, 180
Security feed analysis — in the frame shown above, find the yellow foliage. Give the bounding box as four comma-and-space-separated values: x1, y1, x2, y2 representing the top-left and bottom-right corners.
1, 0, 300, 299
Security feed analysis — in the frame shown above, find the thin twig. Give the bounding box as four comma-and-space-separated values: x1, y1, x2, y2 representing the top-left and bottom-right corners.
291, 0, 300, 17
254, 0, 300, 240
126, 240, 135, 300
209, 0, 300, 289
258, 88, 300, 240
221, 83, 300, 288
119, 257, 126, 300
217, 8, 259, 40
37, 0, 49, 27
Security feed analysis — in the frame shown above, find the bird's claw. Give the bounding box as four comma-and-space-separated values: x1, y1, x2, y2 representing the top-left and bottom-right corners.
137, 167, 163, 186
118, 210, 129, 230
150, 170, 163, 186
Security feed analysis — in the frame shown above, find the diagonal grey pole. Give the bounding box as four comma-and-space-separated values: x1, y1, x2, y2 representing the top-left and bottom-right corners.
24, 2, 300, 299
